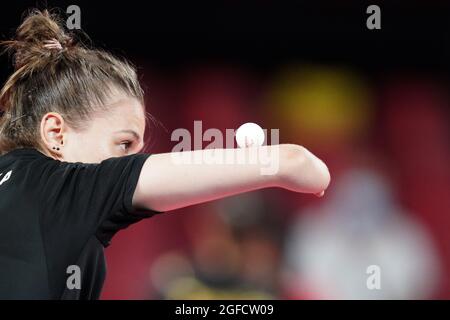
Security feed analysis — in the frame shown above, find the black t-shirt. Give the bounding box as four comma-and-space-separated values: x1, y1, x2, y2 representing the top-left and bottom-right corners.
0, 148, 161, 299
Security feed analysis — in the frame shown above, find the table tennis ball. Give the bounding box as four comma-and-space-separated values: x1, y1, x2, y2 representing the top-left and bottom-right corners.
235, 122, 265, 148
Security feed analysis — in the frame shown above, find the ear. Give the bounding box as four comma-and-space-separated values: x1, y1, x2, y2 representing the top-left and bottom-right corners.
39, 112, 66, 157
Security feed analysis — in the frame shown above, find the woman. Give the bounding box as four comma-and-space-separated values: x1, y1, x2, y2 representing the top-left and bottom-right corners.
0, 10, 330, 299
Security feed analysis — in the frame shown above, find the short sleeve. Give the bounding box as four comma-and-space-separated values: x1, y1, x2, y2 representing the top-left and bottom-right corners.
36, 153, 161, 247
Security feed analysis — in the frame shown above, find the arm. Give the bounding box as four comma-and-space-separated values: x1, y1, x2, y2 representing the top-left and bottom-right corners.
132, 144, 330, 212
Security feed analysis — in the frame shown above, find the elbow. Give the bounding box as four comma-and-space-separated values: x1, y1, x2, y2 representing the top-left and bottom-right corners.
301, 146, 331, 194
315, 158, 331, 193
280, 144, 331, 194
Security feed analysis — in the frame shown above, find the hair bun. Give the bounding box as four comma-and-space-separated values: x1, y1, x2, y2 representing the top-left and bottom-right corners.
2, 9, 74, 69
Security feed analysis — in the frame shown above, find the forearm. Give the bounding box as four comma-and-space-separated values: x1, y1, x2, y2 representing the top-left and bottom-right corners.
133, 144, 330, 212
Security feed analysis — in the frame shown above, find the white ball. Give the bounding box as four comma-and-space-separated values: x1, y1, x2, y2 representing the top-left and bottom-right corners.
235, 122, 265, 148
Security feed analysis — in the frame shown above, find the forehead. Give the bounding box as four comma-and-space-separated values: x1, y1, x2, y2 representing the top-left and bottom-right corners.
99, 95, 146, 133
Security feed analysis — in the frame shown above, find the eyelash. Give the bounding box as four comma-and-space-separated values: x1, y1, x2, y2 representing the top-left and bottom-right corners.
120, 141, 133, 151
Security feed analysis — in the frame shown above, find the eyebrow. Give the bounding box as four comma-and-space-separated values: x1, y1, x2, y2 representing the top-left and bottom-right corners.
114, 129, 144, 152
114, 129, 141, 141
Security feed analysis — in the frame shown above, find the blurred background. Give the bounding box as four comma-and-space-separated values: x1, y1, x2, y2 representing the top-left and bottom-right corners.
1, 1, 450, 299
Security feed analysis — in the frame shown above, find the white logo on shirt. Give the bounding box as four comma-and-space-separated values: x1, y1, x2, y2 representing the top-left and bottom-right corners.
0, 170, 12, 186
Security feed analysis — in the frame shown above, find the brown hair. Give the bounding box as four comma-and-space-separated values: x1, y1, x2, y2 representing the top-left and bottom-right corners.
0, 9, 145, 155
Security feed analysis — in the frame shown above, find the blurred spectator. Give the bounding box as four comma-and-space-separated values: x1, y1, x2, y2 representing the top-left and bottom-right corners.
283, 167, 441, 299
148, 196, 282, 299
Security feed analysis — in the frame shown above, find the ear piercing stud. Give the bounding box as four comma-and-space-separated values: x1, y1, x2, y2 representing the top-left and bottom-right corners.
52, 147, 60, 151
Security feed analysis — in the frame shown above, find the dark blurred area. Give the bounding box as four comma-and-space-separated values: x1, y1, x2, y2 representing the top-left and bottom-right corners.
1, 1, 450, 299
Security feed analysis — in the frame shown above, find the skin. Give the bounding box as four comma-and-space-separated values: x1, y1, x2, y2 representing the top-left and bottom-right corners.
40, 94, 146, 163
39, 90, 330, 213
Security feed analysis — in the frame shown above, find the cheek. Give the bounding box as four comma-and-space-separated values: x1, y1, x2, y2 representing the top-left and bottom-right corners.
65, 130, 114, 163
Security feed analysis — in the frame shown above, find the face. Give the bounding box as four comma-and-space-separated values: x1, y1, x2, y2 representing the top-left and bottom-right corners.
40, 91, 146, 163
